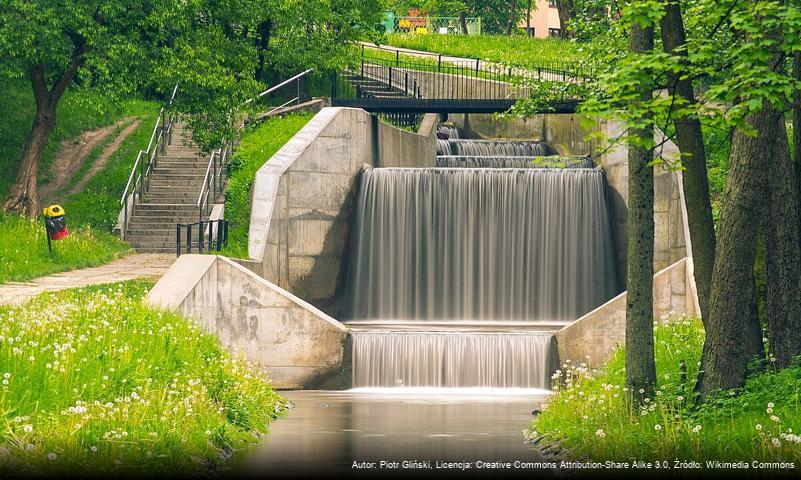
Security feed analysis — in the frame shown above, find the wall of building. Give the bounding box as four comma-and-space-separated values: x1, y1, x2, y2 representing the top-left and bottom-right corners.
246, 107, 437, 316
146, 255, 350, 389
518, 0, 562, 38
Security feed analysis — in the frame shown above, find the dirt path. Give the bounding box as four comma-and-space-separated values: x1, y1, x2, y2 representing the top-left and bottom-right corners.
66, 117, 142, 196
39, 116, 139, 204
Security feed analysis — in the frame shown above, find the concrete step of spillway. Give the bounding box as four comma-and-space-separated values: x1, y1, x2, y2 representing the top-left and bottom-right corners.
345, 320, 569, 334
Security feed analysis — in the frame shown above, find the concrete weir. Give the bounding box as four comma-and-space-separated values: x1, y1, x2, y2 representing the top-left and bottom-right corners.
145, 106, 701, 390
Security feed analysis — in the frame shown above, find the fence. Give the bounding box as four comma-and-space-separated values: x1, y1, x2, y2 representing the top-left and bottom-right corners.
176, 219, 229, 256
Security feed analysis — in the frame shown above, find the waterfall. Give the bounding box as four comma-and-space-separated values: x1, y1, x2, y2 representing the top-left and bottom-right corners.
436, 139, 550, 157
346, 168, 621, 322
352, 332, 551, 389
436, 155, 594, 169
437, 125, 461, 140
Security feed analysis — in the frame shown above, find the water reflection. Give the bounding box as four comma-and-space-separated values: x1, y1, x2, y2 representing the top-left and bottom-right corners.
236, 390, 550, 475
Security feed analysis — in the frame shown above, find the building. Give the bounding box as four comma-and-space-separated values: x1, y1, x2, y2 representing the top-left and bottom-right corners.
519, 0, 561, 38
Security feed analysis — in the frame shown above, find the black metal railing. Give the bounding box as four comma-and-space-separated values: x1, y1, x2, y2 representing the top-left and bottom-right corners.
176, 219, 229, 256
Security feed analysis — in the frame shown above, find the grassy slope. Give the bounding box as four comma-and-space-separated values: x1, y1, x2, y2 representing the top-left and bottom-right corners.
532, 317, 801, 462
222, 112, 314, 258
382, 34, 583, 66
0, 78, 160, 282
0, 281, 286, 475
0, 215, 128, 283
62, 109, 158, 231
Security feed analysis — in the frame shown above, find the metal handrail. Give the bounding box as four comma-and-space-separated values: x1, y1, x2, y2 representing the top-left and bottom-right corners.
197, 146, 229, 223
118, 83, 179, 240
243, 69, 313, 106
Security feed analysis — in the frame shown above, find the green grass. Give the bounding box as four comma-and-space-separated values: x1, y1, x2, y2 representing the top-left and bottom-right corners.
221, 112, 314, 258
381, 34, 585, 68
62, 109, 158, 231
0, 214, 129, 283
532, 316, 801, 463
0, 281, 287, 475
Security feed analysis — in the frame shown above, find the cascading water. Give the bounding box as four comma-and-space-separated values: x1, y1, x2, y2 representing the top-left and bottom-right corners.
436, 139, 550, 156
347, 125, 620, 391
352, 332, 551, 388
436, 155, 594, 169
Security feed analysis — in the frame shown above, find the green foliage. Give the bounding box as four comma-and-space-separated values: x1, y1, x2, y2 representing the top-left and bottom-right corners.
382, 33, 584, 66
387, 0, 526, 34
221, 113, 314, 258
533, 317, 801, 462
0, 214, 128, 284
0, 281, 287, 475
0, 78, 135, 199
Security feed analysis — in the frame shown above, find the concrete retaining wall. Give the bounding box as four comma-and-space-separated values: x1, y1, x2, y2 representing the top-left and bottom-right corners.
247, 107, 437, 314
553, 257, 699, 370
146, 254, 350, 389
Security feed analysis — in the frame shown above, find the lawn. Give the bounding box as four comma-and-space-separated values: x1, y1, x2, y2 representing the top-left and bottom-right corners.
0, 281, 287, 476
221, 112, 314, 258
532, 316, 801, 463
0, 214, 128, 284
0, 77, 154, 199
382, 34, 585, 68
62, 108, 158, 231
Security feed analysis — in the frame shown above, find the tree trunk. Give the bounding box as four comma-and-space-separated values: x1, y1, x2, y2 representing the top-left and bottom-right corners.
460, 12, 468, 34
764, 115, 801, 368
507, 0, 518, 35
625, 22, 657, 398
526, 0, 532, 37
3, 110, 54, 217
255, 20, 272, 83
697, 102, 776, 399
659, 0, 716, 323
555, 0, 575, 38
794, 52, 801, 251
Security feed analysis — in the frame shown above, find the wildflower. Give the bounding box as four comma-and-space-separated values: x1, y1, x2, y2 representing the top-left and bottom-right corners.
677, 396, 684, 402
639, 389, 645, 394
770, 415, 780, 422
772, 438, 781, 448
47, 453, 57, 461
692, 425, 702, 433
768, 403, 774, 408
595, 429, 605, 438
756, 424, 763, 431
26, 444, 34, 451
22, 425, 33, 433
654, 424, 662, 431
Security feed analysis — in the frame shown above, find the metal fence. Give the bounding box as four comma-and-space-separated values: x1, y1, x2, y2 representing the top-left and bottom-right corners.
176, 219, 229, 256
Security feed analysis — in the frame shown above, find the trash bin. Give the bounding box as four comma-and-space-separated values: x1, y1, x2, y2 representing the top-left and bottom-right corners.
43, 205, 69, 241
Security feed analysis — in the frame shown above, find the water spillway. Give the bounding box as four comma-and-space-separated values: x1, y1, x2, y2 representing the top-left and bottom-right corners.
346, 125, 620, 391
436, 155, 594, 169
436, 139, 550, 156
352, 331, 552, 388
347, 168, 620, 322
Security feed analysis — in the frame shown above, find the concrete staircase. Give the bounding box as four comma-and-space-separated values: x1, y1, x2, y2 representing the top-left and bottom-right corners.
126, 122, 219, 253
341, 72, 410, 99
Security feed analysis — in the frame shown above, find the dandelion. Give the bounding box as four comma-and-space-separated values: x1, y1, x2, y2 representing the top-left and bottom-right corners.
677, 396, 684, 402
770, 415, 780, 422
47, 452, 57, 461
692, 425, 702, 433
654, 424, 662, 431
756, 424, 763, 431
639, 389, 645, 394
22, 425, 33, 433
595, 429, 605, 438
768, 403, 774, 408
772, 438, 781, 448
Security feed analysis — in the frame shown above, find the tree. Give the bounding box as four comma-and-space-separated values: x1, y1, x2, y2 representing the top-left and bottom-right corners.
555, 0, 576, 38
624, 12, 657, 399
0, 1, 168, 217
659, 0, 716, 323
506, 0, 518, 35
